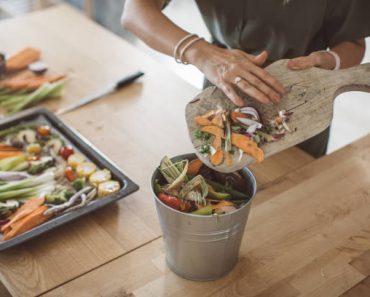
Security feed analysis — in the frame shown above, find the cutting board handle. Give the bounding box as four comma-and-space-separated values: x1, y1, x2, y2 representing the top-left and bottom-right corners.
331, 63, 370, 98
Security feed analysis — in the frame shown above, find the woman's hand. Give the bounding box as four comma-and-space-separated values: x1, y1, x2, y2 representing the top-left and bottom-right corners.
287, 51, 337, 70
185, 41, 285, 107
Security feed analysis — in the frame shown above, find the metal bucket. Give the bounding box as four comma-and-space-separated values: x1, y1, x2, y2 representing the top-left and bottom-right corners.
151, 153, 257, 281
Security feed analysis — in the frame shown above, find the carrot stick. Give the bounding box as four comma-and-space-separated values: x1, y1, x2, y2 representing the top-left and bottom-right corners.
3, 205, 50, 240
0, 151, 23, 159
6, 48, 41, 72
1, 197, 45, 233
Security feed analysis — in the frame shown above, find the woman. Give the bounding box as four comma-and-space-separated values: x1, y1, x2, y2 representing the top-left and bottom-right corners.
121, 0, 370, 157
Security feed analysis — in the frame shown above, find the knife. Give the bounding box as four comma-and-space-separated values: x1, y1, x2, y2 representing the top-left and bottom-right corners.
56, 71, 144, 115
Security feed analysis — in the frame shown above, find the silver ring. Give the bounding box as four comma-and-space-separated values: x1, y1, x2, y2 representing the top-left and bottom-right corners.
234, 76, 242, 84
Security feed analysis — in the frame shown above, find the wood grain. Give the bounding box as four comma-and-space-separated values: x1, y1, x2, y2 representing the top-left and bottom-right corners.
0, 5, 314, 297
43, 134, 370, 297
185, 61, 370, 172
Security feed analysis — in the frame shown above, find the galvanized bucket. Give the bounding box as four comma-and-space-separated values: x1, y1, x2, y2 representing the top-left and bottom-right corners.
151, 154, 257, 281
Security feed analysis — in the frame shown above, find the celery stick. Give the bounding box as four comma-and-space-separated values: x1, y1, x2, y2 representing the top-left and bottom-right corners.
0, 155, 27, 171
9, 84, 52, 113
10, 81, 64, 113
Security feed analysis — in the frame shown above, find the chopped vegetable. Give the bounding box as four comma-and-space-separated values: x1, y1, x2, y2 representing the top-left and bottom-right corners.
36, 125, 51, 137
207, 185, 231, 200
45, 189, 74, 205
194, 116, 213, 126
76, 162, 96, 177
64, 166, 77, 182
26, 143, 41, 155
3, 205, 50, 240
67, 153, 85, 168
155, 156, 252, 216
97, 181, 120, 197
44, 138, 63, 156
0, 200, 19, 219
194, 130, 211, 141
59, 146, 74, 160
1, 197, 45, 233
0, 171, 29, 181
6, 48, 41, 72
0, 171, 55, 201
210, 149, 224, 166
29, 61, 48, 75
72, 178, 85, 191
231, 133, 264, 162
192, 205, 213, 215
158, 193, 192, 212
28, 156, 54, 174
17, 129, 36, 144
89, 169, 111, 186
187, 159, 203, 176
200, 126, 224, 138
0, 154, 27, 171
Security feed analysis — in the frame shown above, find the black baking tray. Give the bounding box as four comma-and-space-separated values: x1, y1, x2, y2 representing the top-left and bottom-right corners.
0, 107, 139, 251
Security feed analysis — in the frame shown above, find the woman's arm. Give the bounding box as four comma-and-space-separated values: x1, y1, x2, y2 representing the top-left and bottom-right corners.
288, 39, 366, 70
121, 0, 285, 106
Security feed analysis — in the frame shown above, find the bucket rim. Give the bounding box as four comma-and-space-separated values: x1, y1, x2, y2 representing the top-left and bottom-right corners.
150, 153, 257, 218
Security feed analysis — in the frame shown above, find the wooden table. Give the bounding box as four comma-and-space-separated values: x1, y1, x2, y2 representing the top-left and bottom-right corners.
0, 5, 368, 297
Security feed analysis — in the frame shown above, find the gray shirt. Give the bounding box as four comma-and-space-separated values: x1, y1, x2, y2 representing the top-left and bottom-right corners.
167, 0, 370, 61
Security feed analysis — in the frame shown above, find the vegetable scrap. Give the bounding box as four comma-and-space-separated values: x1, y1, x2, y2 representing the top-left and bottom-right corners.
194, 106, 294, 166
0, 124, 121, 240
0, 47, 66, 114
154, 156, 252, 215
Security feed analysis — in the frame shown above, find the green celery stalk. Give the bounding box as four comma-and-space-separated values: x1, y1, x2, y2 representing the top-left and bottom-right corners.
0, 155, 27, 171
9, 81, 64, 113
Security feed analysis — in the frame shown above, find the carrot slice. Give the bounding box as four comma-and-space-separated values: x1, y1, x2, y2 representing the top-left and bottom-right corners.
6, 48, 41, 72
194, 116, 213, 126
210, 149, 224, 166
211, 113, 224, 128
187, 159, 203, 176
3, 205, 50, 240
230, 111, 247, 123
1, 197, 45, 233
212, 135, 222, 150
231, 133, 264, 162
201, 126, 224, 138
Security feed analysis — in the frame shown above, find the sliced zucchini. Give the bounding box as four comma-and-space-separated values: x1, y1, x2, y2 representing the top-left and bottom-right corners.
76, 162, 96, 177
89, 169, 111, 186
98, 180, 120, 197
67, 153, 86, 168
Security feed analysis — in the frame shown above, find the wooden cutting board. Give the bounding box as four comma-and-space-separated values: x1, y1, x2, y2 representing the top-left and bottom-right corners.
185, 60, 370, 173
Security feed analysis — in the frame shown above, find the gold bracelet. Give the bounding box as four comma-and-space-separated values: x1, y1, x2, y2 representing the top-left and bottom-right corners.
173, 34, 197, 63
179, 37, 204, 65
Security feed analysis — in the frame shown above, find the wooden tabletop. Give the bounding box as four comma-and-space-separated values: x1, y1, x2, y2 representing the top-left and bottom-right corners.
0, 5, 368, 297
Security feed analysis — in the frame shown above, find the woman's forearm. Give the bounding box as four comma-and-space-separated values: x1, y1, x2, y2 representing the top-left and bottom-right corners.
331, 39, 366, 69
121, 0, 189, 56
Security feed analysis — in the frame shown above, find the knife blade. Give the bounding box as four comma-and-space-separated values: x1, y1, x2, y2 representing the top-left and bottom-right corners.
56, 71, 144, 115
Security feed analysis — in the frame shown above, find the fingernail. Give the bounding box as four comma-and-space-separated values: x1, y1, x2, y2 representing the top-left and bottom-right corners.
273, 94, 280, 102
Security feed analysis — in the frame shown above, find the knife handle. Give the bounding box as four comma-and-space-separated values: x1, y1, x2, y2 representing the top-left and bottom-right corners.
115, 71, 144, 90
